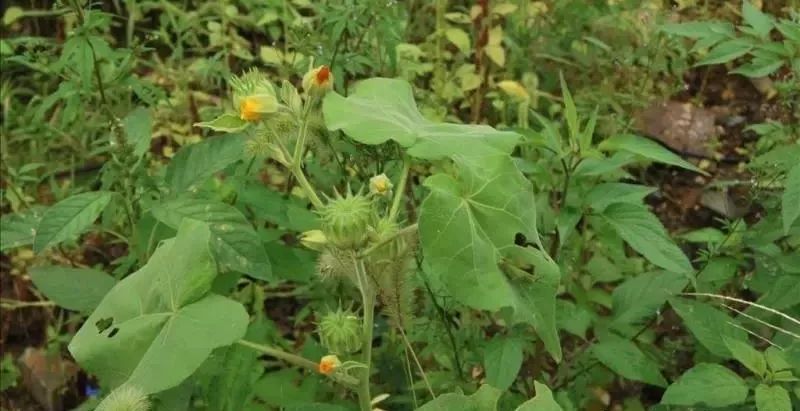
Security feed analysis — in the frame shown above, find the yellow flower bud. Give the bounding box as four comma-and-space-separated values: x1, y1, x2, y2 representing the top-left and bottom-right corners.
303, 65, 334, 93
497, 80, 530, 103
369, 174, 393, 197
238, 94, 278, 122
300, 229, 328, 252
318, 354, 341, 375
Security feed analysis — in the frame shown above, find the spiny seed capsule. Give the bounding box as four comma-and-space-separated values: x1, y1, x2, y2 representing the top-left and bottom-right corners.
96, 385, 150, 411
318, 191, 375, 250
318, 308, 362, 354
230, 69, 279, 122
367, 218, 407, 261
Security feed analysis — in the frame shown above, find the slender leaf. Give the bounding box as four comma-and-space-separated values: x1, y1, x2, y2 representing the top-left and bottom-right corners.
670, 297, 747, 358
661, 363, 748, 407
593, 333, 667, 387
599, 134, 706, 174
484, 337, 523, 391
165, 135, 246, 193
33, 191, 112, 252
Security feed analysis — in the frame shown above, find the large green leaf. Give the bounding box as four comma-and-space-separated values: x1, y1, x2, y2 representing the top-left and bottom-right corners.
724, 336, 766, 377
742, 0, 774, 38
484, 337, 523, 391
592, 333, 667, 387
33, 191, 113, 252
416, 384, 502, 411
322, 78, 519, 160
661, 363, 748, 407
611, 271, 688, 327
697, 39, 753, 66
782, 163, 800, 235
515, 381, 563, 411
29, 266, 116, 313
419, 154, 560, 360
599, 134, 706, 174
152, 198, 271, 280
670, 297, 747, 358
600, 203, 693, 274
0, 206, 44, 251
165, 135, 246, 193
755, 384, 792, 411
122, 107, 153, 158
68, 220, 248, 395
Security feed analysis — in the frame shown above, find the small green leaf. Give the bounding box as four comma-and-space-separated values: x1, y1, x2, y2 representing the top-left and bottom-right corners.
29, 266, 116, 313
151, 199, 272, 280
584, 183, 656, 212
697, 39, 753, 66
599, 134, 706, 174
661, 363, 748, 407
611, 271, 687, 327
68, 220, 249, 394
0, 207, 44, 251
755, 384, 792, 411
593, 333, 667, 387
194, 113, 248, 133
559, 73, 579, 150
600, 203, 693, 274
724, 336, 766, 377
659, 21, 736, 39
782, 164, 800, 235
122, 107, 153, 158
742, 1, 774, 38
484, 337, 523, 391
33, 191, 113, 252
445, 28, 471, 55
417, 385, 502, 411
515, 381, 563, 411
670, 298, 747, 358
731, 58, 784, 78
165, 135, 246, 193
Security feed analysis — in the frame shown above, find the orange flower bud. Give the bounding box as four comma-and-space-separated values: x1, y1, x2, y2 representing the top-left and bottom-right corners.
318, 354, 341, 375
303, 65, 334, 93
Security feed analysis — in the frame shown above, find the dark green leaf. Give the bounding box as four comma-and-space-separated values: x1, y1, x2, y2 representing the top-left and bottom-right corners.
194, 113, 248, 133
782, 164, 800, 235
697, 39, 753, 66
484, 337, 523, 391
29, 266, 116, 313
601, 204, 693, 274
599, 134, 706, 174
33, 191, 113, 252
670, 298, 747, 358
0, 207, 44, 251
584, 183, 656, 212
165, 135, 246, 193
122, 107, 153, 158
611, 271, 687, 327
742, 1, 774, 38
593, 333, 667, 387
661, 363, 748, 407
151, 198, 272, 280
515, 381, 563, 411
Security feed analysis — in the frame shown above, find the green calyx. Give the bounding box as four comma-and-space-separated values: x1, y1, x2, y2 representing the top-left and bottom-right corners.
367, 219, 408, 262
319, 191, 375, 250
318, 308, 363, 355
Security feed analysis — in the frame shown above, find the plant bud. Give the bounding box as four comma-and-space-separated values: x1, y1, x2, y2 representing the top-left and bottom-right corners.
318, 308, 362, 354
302, 65, 334, 93
318, 191, 375, 250
318, 354, 342, 375
369, 174, 393, 197
367, 219, 408, 261
96, 385, 150, 411
230, 69, 279, 122
300, 229, 328, 251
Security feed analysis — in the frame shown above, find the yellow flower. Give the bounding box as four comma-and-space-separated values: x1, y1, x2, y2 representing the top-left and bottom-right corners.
238, 94, 278, 122
369, 174, 393, 197
318, 354, 341, 375
497, 80, 530, 103
303, 65, 334, 92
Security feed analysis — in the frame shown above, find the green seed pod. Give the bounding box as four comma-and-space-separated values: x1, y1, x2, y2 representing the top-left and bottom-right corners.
318, 308, 362, 355
367, 219, 408, 262
96, 385, 150, 411
316, 249, 353, 282
318, 191, 375, 250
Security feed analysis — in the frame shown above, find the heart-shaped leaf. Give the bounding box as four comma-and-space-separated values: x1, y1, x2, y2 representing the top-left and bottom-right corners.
323, 78, 519, 160
68, 220, 248, 395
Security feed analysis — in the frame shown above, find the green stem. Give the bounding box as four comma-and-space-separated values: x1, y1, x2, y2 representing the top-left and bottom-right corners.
359, 223, 418, 258
237, 339, 319, 371
287, 94, 324, 209
354, 259, 376, 411
291, 164, 324, 209
389, 158, 411, 222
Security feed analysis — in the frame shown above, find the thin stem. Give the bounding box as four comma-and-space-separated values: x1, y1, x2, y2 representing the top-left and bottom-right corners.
291, 164, 325, 209
237, 339, 319, 371
0, 299, 56, 310
389, 158, 411, 222
722, 304, 800, 341
684, 292, 800, 328
354, 259, 376, 411
399, 328, 436, 399
359, 223, 418, 258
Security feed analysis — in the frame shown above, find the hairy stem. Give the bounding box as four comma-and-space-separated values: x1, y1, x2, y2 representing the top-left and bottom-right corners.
354, 259, 376, 411
359, 223, 418, 258
389, 158, 411, 222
